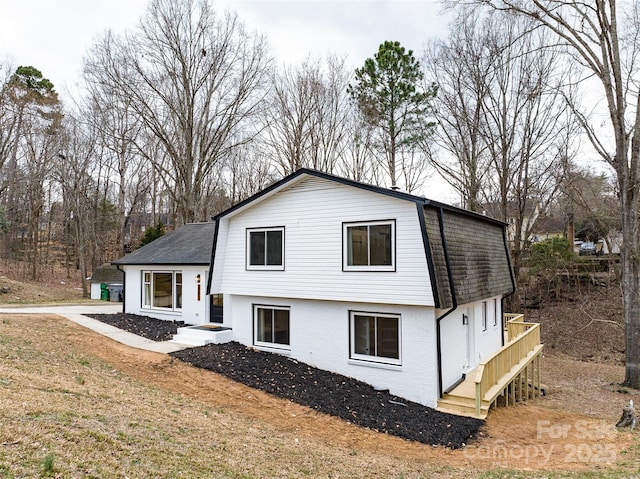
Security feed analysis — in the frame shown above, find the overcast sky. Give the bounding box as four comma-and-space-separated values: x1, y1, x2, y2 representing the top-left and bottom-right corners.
0, 0, 450, 100
0, 0, 456, 201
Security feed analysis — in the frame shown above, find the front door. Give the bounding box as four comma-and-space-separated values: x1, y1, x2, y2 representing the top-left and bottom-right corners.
210, 294, 223, 323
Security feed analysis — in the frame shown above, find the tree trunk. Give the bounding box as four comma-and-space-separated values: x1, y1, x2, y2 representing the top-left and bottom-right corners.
621, 185, 640, 388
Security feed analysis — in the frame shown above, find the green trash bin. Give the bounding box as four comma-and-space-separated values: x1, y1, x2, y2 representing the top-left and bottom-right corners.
100, 283, 110, 301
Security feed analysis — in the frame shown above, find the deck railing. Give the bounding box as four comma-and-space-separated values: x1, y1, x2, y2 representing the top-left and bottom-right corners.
504, 313, 536, 341
473, 314, 542, 416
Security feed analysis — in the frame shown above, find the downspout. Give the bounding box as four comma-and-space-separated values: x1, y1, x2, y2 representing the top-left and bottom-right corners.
500, 224, 517, 346
434, 206, 458, 398
116, 265, 125, 314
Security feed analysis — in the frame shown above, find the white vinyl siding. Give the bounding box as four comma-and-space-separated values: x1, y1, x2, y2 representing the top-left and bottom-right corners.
215, 177, 433, 306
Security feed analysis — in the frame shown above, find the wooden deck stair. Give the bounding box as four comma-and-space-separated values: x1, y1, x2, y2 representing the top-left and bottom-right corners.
437, 389, 491, 419
437, 314, 543, 419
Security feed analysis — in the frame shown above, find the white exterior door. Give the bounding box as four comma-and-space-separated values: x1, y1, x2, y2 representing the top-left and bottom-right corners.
464, 308, 475, 370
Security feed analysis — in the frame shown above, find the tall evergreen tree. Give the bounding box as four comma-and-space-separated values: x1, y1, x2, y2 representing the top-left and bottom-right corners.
348, 41, 437, 190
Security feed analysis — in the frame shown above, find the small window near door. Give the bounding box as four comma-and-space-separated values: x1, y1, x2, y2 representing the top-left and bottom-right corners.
482, 301, 487, 331
212, 293, 223, 306
350, 311, 401, 365
493, 298, 498, 326
254, 305, 290, 350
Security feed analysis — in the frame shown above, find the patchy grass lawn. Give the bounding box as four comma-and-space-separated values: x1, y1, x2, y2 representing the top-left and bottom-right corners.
0, 275, 85, 304
0, 314, 457, 478
1, 313, 639, 478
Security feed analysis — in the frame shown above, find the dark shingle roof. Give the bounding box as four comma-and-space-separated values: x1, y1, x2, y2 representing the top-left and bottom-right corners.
113, 222, 215, 266
90, 264, 124, 283
424, 205, 515, 309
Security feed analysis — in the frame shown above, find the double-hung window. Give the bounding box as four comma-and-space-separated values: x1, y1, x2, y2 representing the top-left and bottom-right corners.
246, 227, 284, 270
254, 305, 290, 350
142, 271, 182, 311
350, 311, 401, 365
343, 220, 395, 271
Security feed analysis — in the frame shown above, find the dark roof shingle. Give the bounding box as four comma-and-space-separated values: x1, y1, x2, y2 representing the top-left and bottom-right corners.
425, 205, 515, 308
90, 263, 124, 283
113, 222, 215, 266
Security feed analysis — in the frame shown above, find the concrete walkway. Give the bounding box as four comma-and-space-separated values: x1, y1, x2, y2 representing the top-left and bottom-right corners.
0, 302, 190, 353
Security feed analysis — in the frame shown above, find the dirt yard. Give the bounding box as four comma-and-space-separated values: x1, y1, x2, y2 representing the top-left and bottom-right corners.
1, 312, 639, 478
1, 270, 639, 477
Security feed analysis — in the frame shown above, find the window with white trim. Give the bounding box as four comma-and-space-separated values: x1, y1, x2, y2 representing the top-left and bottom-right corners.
142, 271, 182, 311
482, 301, 487, 331
350, 311, 401, 365
493, 298, 498, 326
254, 305, 290, 349
343, 220, 395, 271
246, 227, 284, 270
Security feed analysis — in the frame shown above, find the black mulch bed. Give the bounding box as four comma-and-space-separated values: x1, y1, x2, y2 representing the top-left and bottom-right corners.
86, 313, 185, 342
88, 313, 483, 448
171, 342, 483, 448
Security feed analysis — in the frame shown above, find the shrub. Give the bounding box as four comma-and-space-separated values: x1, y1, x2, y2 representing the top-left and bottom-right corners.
139, 221, 165, 248
528, 237, 573, 270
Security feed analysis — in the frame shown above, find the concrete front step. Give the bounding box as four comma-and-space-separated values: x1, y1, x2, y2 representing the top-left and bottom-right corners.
170, 324, 233, 347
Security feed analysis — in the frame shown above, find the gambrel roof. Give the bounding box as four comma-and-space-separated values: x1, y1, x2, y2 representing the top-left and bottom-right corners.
208, 168, 516, 307
113, 222, 215, 266
424, 206, 514, 309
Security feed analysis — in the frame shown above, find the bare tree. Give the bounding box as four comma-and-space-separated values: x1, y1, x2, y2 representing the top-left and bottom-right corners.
453, 0, 640, 388
0, 66, 63, 278
0, 62, 17, 187
225, 143, 278, 205
560, 163, 621, 261
428, 10, 578, 282
334, 120, 378, 183
482, 17, 578, 280
424, 12, 493, 211
81, 85, 148, 256
55, 116, 101, 297
84, 0, 271, 225
264, 56, 351, 176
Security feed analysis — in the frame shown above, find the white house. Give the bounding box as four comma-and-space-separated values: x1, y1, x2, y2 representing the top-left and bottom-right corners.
206, 169, 516, 409
112, 222, 216, 324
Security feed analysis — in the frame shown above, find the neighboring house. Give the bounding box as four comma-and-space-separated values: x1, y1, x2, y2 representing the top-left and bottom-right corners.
89, 263, 124, 300
207, 169, 516, 409
113, 222, 215, 324
530, 216, 566, 243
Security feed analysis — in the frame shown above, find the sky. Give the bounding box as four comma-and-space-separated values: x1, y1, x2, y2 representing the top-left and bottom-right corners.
0, 0, 450, 100
0, 0, 456, 200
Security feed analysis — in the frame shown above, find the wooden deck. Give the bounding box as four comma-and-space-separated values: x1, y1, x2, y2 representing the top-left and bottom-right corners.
437, 314, 544, 419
